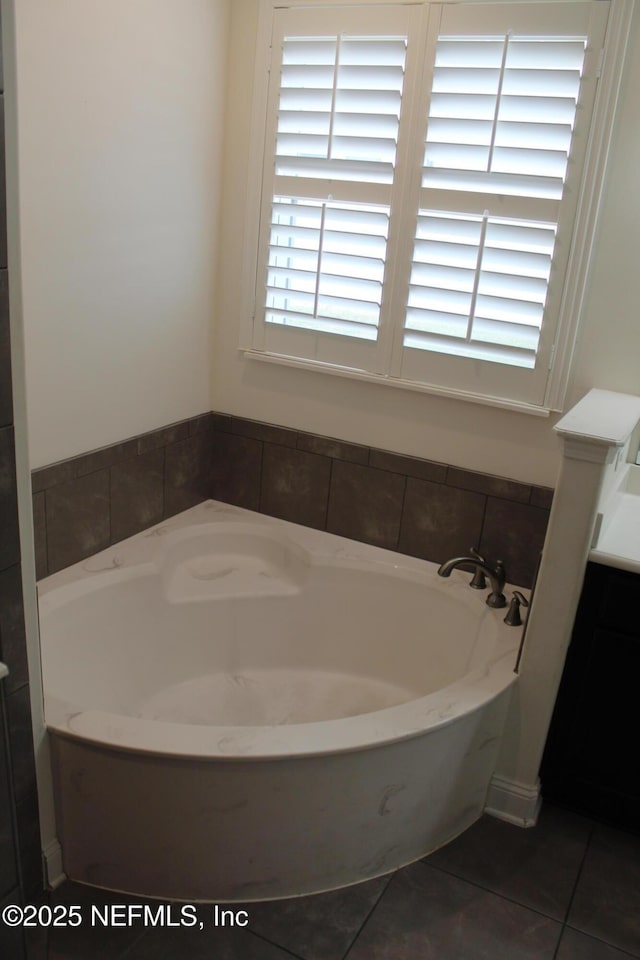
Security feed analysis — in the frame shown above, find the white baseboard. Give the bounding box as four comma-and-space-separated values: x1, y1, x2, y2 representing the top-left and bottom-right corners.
43, 839, 66, 890
484, 774, 542, 828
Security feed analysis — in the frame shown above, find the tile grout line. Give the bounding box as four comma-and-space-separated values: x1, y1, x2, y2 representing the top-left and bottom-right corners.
117, 916, 309, 960
548, 817, 639, 959
114, 924, 149, 960
477, 492, 489, 557
340, 873, 396, 960
324, 456, 335, 531
244, 928, 308, 960
395, 473, 408, 553
561, 817, 596, 926
413, 857, 568, 929
560, 925, 640, 960
42, 487, 49, 580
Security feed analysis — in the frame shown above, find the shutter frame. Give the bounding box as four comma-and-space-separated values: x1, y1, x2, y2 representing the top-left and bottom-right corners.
248, 0, 615, 411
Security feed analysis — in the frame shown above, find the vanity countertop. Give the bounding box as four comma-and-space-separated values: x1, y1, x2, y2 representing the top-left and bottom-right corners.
590, 463, 640, 574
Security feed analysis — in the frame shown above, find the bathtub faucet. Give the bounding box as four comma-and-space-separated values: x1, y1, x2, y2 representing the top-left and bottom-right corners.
437, 554, 507, 609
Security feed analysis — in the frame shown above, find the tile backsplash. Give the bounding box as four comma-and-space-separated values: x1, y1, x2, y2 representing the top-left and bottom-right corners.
33, 412, 553, 589
32, 414, 213, 579
211, 415, 552, 589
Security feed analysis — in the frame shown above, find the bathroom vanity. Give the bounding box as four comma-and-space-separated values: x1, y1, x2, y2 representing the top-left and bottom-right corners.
542, 462, 640, 831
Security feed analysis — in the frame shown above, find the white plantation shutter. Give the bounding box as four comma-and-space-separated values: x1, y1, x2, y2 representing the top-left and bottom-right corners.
403, 31, 586, 374
423, 38, 587, 198
275, 36, 407, 185
255, 5, 416, 370
266, 199, 388, 341
253, 1, 610, 407
405, 212, 556, 366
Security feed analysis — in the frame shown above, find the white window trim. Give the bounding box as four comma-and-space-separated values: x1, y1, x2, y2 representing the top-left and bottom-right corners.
239, 0, 634, 416
545, 0, 634, 411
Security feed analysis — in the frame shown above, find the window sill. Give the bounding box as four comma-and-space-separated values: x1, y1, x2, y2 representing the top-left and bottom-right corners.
242, 349, 553, 418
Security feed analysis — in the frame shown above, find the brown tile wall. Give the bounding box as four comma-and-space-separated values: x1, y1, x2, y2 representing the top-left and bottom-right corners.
210, 415, 554, 589
32, 412, 554, 591
32, 414, 213, 579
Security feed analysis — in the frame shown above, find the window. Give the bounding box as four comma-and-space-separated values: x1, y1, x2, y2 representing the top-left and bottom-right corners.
244, 0, 621, 413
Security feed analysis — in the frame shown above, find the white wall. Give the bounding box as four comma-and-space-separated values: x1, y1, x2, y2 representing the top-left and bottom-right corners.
16, 0, 639, 484
567, 1, 640, 409
212, 0, 640, 488
16, 0, 230, 469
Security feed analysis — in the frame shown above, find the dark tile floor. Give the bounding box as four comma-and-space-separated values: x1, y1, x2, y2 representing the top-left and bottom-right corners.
20, 804, 640, 960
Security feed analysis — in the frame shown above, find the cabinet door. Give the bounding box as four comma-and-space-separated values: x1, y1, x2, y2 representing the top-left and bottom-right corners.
541, 562, 640, 830
0, 690, 19, 899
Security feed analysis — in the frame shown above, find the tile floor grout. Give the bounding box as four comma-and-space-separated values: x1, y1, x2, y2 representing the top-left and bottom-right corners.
550, 817, 598, 960
560, 924, 640, 960
341, 873, 394, 960
224, 928, 307, 960
418, 854, 570, 925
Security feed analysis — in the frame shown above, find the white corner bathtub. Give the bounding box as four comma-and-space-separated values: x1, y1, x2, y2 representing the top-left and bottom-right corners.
39, 500, 522, 902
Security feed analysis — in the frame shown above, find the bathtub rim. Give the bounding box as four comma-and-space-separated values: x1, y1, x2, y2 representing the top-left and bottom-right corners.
45, 659, 517, 762
39, 499, 522, 762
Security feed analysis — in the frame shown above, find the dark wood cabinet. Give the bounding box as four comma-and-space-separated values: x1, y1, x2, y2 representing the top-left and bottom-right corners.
0, 684, 19, 899
541, 562, 640, 831
0, 682, 25, 959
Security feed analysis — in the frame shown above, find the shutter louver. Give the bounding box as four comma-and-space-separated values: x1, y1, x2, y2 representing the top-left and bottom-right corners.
266, 198, 389, 341
275, 36, 407, 185
406, 33, 586, 368
408, 213, 556, 368
423, 35, 586, 198
264, 33, 407, 350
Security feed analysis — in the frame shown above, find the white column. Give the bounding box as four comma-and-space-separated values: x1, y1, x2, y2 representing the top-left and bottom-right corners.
487, 389, 640, 826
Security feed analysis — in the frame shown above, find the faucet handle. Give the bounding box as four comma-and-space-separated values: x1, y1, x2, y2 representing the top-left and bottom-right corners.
468, 547, 487, 589
504, 590, 529, 626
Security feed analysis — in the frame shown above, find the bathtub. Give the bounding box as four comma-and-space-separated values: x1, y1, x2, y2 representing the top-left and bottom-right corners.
39, 499, 522, 902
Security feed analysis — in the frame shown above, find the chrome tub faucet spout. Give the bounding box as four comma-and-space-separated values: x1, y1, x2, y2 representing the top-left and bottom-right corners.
437, 552, 507, 608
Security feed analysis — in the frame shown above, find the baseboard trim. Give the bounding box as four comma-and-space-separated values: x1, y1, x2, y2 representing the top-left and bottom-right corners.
484, 775, 542, 828
43, 839, 66, 890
